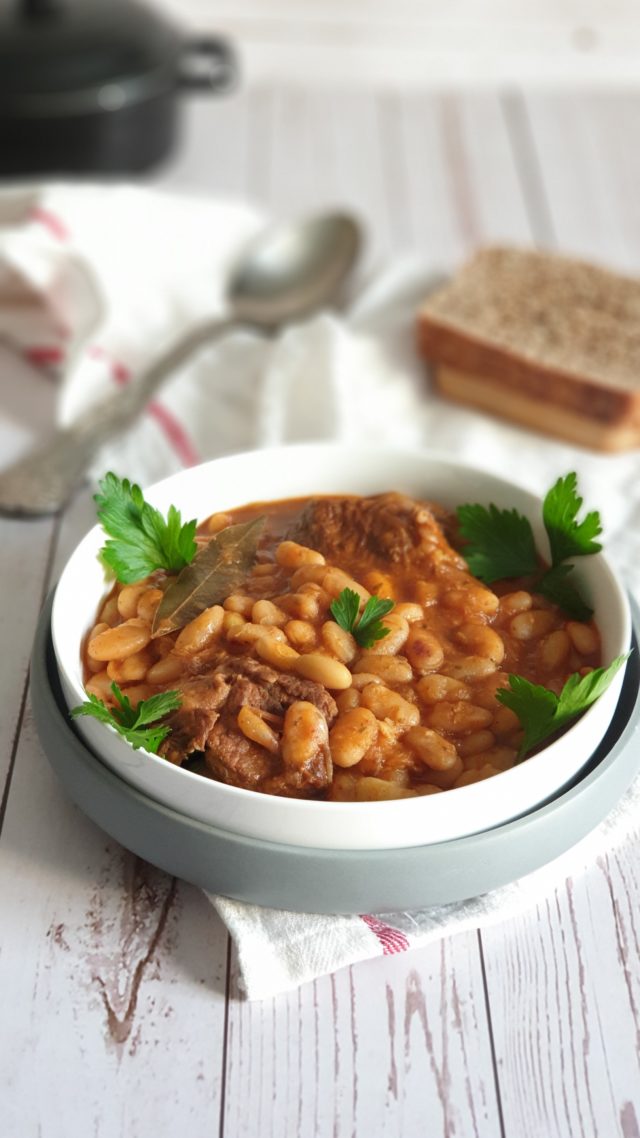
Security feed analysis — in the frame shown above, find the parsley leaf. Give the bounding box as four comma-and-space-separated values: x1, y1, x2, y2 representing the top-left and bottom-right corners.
329, 588, 361, 634
535, 563, 594, 622
95, 472, 198, 584
456, 503, 538, 583
496, 654, 628, 758
355, 595, 396, 647
542, 472, 602, 566
457, 471, 603, 618
330, 588, 395, 648
70, 682, 182, 753
497, 675, 559, 758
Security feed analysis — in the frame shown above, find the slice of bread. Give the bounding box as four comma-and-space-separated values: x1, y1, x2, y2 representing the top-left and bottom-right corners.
417, 246, 640, 451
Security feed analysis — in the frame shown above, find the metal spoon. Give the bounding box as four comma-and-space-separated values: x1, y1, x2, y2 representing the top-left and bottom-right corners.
0, 211, 362, 516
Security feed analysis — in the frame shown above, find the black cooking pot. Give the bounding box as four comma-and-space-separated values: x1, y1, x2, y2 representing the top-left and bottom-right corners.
0, 0, 236, 175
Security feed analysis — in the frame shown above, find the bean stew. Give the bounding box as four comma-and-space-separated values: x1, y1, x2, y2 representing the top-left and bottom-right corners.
82, 492, 602, 801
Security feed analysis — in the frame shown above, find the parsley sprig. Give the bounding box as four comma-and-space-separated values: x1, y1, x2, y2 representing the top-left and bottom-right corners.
330, 588, 395, 648
497, 654, 628, 759
542, 474, 602, 564
457, 472, 602, 620
95, 472, 198, 584
70, 682, 181, 753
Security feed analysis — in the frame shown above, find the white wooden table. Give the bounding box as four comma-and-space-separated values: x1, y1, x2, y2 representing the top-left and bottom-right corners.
2, 84, 640, 1137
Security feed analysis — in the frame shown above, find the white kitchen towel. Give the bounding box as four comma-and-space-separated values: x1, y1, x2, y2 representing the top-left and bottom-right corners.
3, 183, 640, 1000
211, 762, 640, 1000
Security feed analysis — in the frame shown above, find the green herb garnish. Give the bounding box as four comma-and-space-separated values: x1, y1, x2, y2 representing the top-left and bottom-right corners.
542, 473, 602, 564
457, 472, 602, 620
330, 587, 395, 648
95, 472, 198, 584
455, 503, 538, 582
70, 682, 181, 753
497, 654, 628, 759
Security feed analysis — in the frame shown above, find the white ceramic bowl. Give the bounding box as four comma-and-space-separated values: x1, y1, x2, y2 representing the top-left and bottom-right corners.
52, 444, 631, 850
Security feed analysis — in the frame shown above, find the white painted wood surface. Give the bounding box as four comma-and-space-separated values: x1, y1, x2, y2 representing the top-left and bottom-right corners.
1, 81, 640, 1138
158, 0, 640, 86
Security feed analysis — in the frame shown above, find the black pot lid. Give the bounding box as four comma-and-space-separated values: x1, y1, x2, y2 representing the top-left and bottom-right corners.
0, 0, 182, 113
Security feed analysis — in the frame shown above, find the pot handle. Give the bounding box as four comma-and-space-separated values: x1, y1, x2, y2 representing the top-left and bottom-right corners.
178, 36, 236, 94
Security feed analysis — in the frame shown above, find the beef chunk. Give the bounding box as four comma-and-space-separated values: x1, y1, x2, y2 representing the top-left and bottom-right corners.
205, 707, 332, 799
220, 658, 337, 722
179, 675, 232, 711
273, 672, 338, 720
205, 724, 278, 790
159, 674, 230, 765
160, 655, 337, 797
205, 719, 331, 799
261, 755, 332, 798
204, 659, 337, 797
291, 492, 464, 570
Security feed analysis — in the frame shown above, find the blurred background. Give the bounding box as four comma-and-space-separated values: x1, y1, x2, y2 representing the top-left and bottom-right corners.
3, 0, 640, 186
2, 0, 640, 468
156, 0, 640, 86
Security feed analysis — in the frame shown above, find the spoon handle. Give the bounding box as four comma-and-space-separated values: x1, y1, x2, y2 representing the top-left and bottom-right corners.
0, 316, 236, 516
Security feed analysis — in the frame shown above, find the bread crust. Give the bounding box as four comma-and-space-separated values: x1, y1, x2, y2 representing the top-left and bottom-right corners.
432, 365, 640, 453
416, 247, 640, 451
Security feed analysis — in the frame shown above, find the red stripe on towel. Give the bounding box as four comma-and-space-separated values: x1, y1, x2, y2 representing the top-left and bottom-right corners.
89, 345, 200, 467
24, 345, 64, 367
113, 361, 130, 384
88, 344, 128, 382
146, 401, 200, 468
360, 914, 410, 955
28, 207, 70, 242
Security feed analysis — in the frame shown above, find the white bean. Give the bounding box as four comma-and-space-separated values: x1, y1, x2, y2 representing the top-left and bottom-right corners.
281, 701, 329, 769
329, 707, 378, 767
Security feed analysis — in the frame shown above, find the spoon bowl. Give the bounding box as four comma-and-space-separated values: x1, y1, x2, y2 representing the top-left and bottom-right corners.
229, 213, 361, 327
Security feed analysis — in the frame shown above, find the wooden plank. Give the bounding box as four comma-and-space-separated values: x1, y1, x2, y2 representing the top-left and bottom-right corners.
155, 0, 640, 86
515, 89, 635, 267
380, 89, 465, 267
0, 514, 55, 794
379, 87, 531, 269
223, 932, 502, 1137
158, 89, 252, 197
481, 856, 640, 1138
0, 350, 60, 796
48, 487, 99, 587
0, 707, 229, 1137
243, 85, 399, 267
455, 89, 531, 247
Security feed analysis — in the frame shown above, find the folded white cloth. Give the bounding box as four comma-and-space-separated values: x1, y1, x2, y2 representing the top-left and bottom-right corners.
211, 773, 640, 1000
4, 184, 640, 1000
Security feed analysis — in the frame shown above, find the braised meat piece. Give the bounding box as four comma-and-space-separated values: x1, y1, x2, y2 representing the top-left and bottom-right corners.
160, 656, 337, 797
205, 723, 278, 791
205, 660, 337, 797
160, 674, 231, 765
208, 696, 333, 798
291, 492, 464, 570
205, 711, 332, 799
220, 657, 337, 722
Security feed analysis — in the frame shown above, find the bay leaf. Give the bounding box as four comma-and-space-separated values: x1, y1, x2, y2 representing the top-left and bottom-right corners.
152, 516, 265, 636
